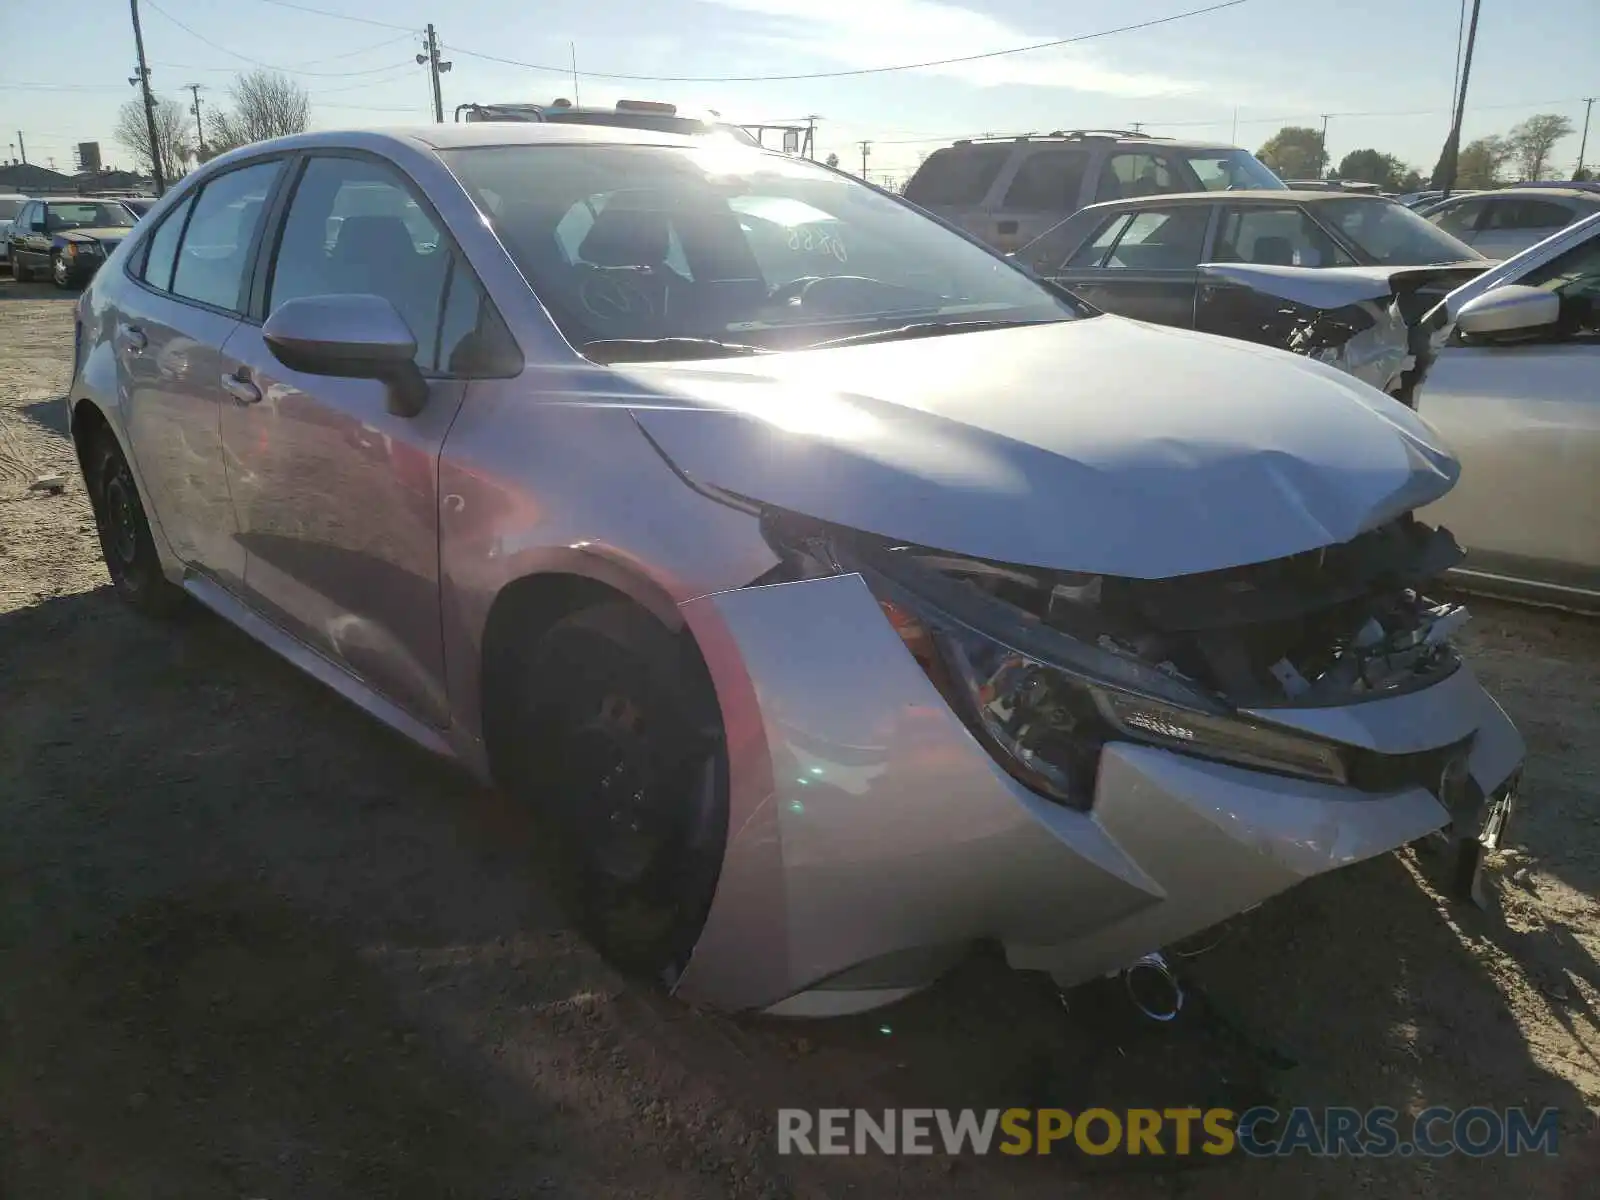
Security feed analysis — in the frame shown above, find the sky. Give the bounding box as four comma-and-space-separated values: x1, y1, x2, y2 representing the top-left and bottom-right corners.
4, 0, 1598, 185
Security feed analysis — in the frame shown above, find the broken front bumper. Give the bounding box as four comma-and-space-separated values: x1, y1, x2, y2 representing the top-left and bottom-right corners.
672, 572, 1525, 1015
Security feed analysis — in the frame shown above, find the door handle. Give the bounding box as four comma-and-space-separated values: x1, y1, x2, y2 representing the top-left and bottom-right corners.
221, 370, 262, 407
118, 324, 147, 352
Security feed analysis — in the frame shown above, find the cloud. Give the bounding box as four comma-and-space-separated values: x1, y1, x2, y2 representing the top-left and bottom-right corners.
699, 0, 1202, 96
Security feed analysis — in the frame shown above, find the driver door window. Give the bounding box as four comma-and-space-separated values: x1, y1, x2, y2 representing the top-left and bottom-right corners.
269, 156, 450, 369
1431, 196, 1487, 240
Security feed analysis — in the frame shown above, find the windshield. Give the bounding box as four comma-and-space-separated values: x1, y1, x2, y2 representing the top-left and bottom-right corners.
0, 197, 24, 221
44, 201, 137, 232
1320, 197, 1481, 265
541, 111, 761, 148
442, 144, 1081, 355
1179, 149, 1286, 191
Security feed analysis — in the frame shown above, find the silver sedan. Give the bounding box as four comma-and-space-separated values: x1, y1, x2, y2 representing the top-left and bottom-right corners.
1415, 210, 1600, 612
67, 124, 1523, 1016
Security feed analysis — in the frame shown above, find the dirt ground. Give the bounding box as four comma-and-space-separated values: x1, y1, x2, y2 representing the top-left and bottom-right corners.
1, 279, 1597, 1199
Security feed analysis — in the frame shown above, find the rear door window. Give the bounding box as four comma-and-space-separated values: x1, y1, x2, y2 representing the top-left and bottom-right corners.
139, 194, 195, 292
171, 160, 284, 312
1000, 150, 1092, 212
903, 145, 1012, 207
1099, 208, 1211, 270
1067, 213, 1136, 267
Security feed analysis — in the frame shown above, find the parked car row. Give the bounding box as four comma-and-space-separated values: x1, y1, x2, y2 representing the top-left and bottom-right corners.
1418, 184, 1600, 261
5, 194, 151, 288
62, 123, 1566, 1023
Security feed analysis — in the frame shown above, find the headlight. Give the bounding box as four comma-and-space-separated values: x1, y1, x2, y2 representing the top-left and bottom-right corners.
764, 514, 1352, 809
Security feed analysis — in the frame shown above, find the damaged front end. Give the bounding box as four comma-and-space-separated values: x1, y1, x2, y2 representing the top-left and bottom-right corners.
764, 508, 1474, 811
1197, 263, 1489, 405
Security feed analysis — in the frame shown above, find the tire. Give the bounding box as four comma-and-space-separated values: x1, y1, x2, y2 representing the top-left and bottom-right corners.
11, 253, 30, 282
51, 252, 72, 290
87, 431, 185, 617
503, 602, 727, 984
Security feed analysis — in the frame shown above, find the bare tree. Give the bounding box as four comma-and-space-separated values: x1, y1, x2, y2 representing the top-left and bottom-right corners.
115, 97, 193, 182
1506, 113, 1575, 180
207, 70, 310, 156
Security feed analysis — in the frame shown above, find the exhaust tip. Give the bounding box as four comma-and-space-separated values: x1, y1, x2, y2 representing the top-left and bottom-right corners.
1123, 952, 1184, 1022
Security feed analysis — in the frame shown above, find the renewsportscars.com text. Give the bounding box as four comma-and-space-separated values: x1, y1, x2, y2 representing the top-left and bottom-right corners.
776, 1106, 1562, 1158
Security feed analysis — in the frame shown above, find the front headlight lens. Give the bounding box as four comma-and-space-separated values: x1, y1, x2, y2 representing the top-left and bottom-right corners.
764, 514, 1352, 808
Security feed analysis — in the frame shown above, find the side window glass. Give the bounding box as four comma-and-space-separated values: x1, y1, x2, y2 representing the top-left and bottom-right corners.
270, 156, 450, 371
1517, 235, 1600, 341
903, 145, 1013, 208
1097, 153, 1181, 202
1212, 207, 1354, 267
1099, 208, 1210, 270
171, 161, 283, 311
435, 255, 519, 375
139, 195, 194, 292
1067, 214, 1133, 267
1487, 199, 1573, 231
1001, 151, 1091, 212
1432, 197, 1484, 238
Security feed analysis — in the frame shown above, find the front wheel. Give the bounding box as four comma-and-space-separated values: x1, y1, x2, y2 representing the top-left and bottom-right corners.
52, 253, 73, 289
88, 432, 185, 616
504, 602, 728, 984
11, 253, 30, 282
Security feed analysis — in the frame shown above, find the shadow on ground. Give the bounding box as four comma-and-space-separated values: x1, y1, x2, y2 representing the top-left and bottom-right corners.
0, 586, 1594, 1199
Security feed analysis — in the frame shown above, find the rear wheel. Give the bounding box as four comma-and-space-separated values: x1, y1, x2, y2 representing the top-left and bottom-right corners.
88, 432, 185, 616
503, 602, 727, 984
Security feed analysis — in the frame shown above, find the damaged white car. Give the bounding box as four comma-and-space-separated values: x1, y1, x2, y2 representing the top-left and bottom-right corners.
69, 125, 1523, 1018
1014, 190, 1489, 404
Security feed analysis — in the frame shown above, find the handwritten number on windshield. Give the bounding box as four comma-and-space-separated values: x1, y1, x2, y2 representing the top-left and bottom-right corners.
786, 226, 848, 263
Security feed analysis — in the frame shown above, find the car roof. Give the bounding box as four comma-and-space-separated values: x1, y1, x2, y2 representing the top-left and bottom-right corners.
940, 133, 1241, 152
1073, 189, 1385, 214
1474, 186, 1600, 201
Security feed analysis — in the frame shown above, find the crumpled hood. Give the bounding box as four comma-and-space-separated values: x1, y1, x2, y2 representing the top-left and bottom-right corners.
621, 316, 1460, 579
60, 226, 130, 244
1198, 261, 1489, 310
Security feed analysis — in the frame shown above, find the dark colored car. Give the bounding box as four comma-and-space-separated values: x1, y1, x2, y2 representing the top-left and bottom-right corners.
120, 197, 157, 218
1012, 190, 1490, 401
8, 198, 138, 288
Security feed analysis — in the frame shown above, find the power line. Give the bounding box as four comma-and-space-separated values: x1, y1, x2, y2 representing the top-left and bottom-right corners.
152, 58, 420, 78
442, 0, 1251, 84
244, 0, 417, 32
143, 1, 416, 76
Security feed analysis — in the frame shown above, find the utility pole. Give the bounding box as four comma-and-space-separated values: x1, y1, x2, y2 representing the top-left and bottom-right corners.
186, 84, 206, 162
858, 139, 871, 179
14, 131, 25, 165
417, 24, 451, 123
1436, 0, 1481, 199
1576, 97, 1595, 180
805, 115, 818, 160
1319, 114, 1330, 175
128, 0, 166, 193
1131, 121, 1144, 134
569, 43, 580, 107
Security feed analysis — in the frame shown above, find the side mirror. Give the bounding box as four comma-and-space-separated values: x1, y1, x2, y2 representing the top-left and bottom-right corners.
263, 294, 429, 417
1455, 284, 1560, 337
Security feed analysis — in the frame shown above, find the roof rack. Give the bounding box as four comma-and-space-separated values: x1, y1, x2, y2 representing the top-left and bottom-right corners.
951, 128, 1175, 146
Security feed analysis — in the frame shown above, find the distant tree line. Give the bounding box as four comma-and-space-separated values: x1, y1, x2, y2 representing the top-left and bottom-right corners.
1254, 112, 1586, 191
115, 71, 311, 182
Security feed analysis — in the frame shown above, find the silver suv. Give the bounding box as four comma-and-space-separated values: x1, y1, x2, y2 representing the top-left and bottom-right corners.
903, 130, 1285, 253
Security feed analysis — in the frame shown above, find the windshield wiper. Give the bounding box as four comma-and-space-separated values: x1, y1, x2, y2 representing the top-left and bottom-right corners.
806, 319, 1061, 350
581, 337, 772, 364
